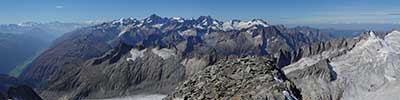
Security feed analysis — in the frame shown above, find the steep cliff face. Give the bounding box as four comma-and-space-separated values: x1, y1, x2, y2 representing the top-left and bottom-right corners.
276, 37, 360, 68
285, 59, 341, 100
165, 56, 301, 100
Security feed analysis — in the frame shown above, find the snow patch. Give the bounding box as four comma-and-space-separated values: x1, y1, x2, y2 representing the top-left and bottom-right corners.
118, 24, 134, 37
283, 47, 347, 74
282, 91, 298, 100
151, 48, 176, 60
274, 76, 284, 83
126, 49, 147, 61
113, 17, 135, 25
151, 24, 164, 28
283, 57, 321, 74
193, 24, 205, 29
179, 29, 197, 36
369, 31, 377, 38
385, 75, 396, 81
172, 17, 185, 23
222, 20, 269, 31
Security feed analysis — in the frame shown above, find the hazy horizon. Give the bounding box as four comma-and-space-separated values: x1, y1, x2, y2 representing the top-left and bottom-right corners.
1, 0, 400, 25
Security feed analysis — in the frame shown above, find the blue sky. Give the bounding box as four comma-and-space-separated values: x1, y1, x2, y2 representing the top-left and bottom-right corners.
0, 0, 399, 24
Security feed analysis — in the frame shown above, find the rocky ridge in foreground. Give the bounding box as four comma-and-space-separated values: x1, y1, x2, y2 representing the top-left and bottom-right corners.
165, 56, 301, 100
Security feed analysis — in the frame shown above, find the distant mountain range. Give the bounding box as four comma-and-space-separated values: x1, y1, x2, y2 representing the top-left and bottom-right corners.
0, 21, 93, 40
287, 23, 400, 31
0, 22, 92, 76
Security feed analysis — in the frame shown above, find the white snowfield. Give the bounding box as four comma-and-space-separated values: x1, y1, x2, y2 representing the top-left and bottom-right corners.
113, 16, 270, 37
331, 31, 400, 100
222, 19, 269, 31
126, 49, 147, 62
151, 48, 176, 60
178, 29, 197, 37
284, 31, 400, 100
171, 17, 184, 23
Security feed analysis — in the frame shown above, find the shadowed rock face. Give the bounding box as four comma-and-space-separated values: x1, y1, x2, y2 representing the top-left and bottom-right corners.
20, 15, 333, 99
278, 35, 362, 100
165, 56, 301, 100
0, 74, 42, 100
39, 39, 223, 99
276, 37, 360, 68
41, 43, 190, 99
285, 59, 341, 100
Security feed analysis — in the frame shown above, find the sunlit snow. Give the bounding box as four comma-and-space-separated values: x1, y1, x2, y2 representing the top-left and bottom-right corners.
126, 49, 147, 61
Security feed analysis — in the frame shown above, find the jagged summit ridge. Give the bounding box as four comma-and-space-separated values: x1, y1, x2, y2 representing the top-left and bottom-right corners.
110, 14, 270, 32
165, 56, 301, 100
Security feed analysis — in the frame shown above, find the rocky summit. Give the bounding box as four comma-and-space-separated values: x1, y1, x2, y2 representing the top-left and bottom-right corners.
165, 56, 301, 100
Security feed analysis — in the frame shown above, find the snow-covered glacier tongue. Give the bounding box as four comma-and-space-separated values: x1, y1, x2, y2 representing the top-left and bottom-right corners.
283, 31, 400, 100
329, 31, 400, 100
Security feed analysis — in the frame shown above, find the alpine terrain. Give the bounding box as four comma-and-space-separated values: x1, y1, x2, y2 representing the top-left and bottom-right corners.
2, 0, 400, 100
19, 15, 335, 99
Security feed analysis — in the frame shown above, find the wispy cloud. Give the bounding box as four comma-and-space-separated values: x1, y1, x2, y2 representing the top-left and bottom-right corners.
387, 13, 400, 15
358, 13, 379, 16
56, 5, 64, 9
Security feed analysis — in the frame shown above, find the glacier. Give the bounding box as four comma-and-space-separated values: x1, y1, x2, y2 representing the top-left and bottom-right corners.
329, 31, 400, 100
284, 31, 400, 100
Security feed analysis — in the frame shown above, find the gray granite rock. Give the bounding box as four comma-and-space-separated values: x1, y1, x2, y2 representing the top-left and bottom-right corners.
165, 56, 301, 100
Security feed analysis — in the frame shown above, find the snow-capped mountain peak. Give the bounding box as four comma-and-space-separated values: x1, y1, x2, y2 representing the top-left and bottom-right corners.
112, 17, 137, 25
368, 31, 377, 38
222, 19, 269, 31
107, 15, 272, 37
144, 14, 165, 24
193, 16, 222, 29
171, 16, 185, 23
250, 19, 269, 27
198, 16, 218, 25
